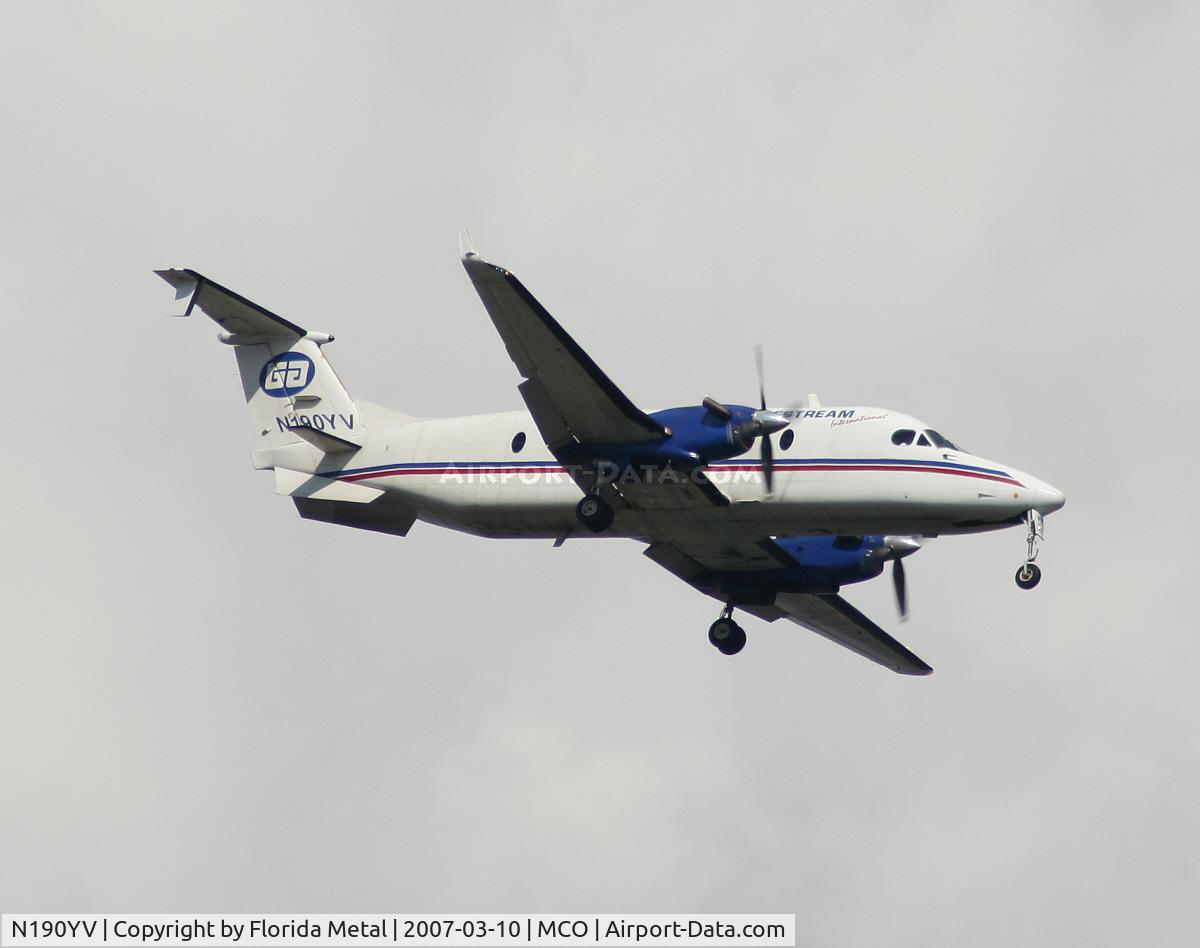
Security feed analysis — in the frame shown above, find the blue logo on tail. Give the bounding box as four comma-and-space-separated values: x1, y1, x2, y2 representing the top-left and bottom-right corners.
260, 352, 315, 398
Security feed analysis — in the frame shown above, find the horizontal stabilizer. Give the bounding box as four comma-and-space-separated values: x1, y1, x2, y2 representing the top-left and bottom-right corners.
155, 268, 309, 338
293, 494, 416, 537
274, 468, 382, 503
285, 425, 361, 454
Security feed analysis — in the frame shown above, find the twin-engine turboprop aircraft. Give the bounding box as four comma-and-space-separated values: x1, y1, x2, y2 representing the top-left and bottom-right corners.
157, 236, 1064, 675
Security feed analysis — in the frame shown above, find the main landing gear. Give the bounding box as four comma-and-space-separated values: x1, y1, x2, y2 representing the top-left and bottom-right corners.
575, 493, 614, 532
1014, 509, 1044, 590
708, 605, 747, 656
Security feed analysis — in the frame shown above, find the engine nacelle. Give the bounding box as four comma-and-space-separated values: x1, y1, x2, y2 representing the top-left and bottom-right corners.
569, 403, 760, 472
771, 535, 889, 593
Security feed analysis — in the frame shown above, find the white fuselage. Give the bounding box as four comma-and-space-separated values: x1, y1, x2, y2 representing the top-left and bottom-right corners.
304, 406, 1063, 542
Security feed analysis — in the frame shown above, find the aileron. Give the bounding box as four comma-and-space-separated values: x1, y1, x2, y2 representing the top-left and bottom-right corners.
773, 592, 933, 675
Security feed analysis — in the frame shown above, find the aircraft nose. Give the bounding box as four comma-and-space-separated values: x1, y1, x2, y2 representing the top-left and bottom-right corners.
1034, 481, 1066, 515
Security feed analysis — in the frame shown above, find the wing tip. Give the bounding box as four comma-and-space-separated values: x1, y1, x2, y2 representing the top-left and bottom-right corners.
458, 228, 479, 260
154, 267, 194, 286
458, 231, 514, 279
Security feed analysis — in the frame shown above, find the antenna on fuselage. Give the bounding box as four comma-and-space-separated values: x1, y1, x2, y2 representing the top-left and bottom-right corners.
807, 394, 821, 408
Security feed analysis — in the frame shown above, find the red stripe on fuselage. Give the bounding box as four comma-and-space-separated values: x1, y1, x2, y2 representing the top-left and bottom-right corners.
337, 463, 1023, 488
707, 463, 1023, 487
341, 466, 565, 481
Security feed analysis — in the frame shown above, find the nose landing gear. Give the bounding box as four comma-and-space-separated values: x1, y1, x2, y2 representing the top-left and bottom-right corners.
1014, 509, 1044, 590
708, 605, 747, 655
1015, 562, 1042, 590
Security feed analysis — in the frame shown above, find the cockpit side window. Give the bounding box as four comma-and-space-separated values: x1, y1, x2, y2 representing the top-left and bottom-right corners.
916, 433, 931, 446
891, 429, 915, 446
925, 429, 960, 450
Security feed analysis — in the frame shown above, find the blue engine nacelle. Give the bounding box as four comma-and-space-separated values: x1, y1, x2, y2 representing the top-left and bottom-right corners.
648, 404, 762, 464
772, 535, 889, 592
571, 404, 761, 471
716, 535, 894, 599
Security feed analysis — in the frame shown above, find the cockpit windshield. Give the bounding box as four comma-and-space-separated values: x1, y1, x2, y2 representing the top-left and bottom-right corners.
891, 427, 964, 451
924, 429, 961, 450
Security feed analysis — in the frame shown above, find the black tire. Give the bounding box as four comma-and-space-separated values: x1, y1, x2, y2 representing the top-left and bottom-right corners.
1015, 563, 1042, 590
708, 619, 747, 655
575, 494, 614, 532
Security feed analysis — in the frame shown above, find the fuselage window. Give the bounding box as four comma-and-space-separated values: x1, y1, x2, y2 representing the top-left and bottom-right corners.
916, 433, 931, 446
779, 429, 794, 450
511, 431, 527, 453
891, 429, 915, 446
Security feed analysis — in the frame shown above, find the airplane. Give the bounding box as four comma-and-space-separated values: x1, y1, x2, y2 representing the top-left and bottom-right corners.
156, 235, 1064, 676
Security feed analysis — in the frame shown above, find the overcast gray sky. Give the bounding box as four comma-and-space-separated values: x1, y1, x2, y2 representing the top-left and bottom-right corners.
2, 2, 1198, 945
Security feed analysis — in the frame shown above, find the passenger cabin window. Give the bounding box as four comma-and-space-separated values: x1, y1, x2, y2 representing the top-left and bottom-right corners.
891, 429, 915, 446
780, 429, 794, 450
511, 431, 527, 453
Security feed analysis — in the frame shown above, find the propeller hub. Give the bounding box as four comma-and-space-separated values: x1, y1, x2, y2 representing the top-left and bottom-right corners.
752, 409, 790, 436
880, 536, 922, 560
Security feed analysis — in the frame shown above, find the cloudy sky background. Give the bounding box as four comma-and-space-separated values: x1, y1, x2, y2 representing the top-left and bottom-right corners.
2, 2, 1198, 944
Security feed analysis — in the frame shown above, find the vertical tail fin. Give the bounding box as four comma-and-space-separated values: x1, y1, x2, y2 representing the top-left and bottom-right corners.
156, 269, 364, 467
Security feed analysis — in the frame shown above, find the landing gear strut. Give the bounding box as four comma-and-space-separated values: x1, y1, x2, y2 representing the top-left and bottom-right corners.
1014, 509, 1044, 590
575, 493, 614, 532
708, 605, 747, 655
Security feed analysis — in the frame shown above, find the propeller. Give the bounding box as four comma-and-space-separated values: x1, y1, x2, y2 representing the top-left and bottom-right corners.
701, 348, 790, 494
893, 557, 908, 619
761, 420, 775, 493
754, 346, 789, 494
876, 536, 921, 620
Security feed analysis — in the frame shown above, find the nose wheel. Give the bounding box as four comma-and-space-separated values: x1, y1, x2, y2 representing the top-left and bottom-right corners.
1015, 563, 1042, 589
708, 606, 747, 655
1015, 509, 1045, 590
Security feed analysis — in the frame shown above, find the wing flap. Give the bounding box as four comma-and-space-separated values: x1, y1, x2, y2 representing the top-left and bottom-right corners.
643, 536, 791, 592
615, 469, 731, 513
517, 378, 574, 452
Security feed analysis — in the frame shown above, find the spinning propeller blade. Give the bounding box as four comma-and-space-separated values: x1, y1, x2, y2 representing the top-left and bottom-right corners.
761, 428, 775, 493
755, 345, 767, 412
701, 350, 790, 495
753, 345, 788, 495
893, 558, 908, 620
875, 536, 920, 620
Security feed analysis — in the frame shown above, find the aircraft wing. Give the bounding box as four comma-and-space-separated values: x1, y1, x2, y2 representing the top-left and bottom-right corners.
461, 248, 668, 448
757, 593, 932, 676
645, 540, 933, 675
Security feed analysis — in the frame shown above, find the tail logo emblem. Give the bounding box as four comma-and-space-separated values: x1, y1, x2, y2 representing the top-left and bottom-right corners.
260, 352, 315, 398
